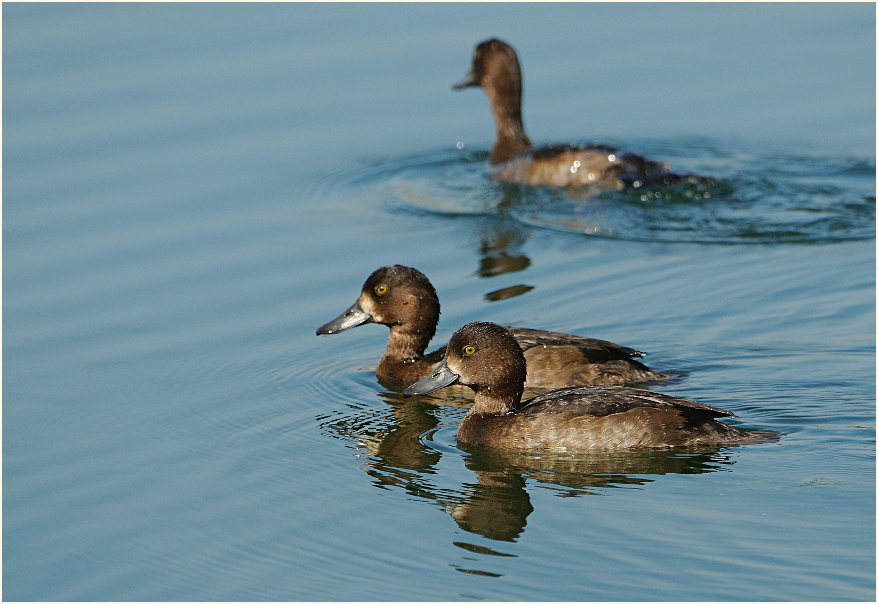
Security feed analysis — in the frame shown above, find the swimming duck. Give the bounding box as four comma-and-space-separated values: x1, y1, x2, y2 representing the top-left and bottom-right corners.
404, 322, 779, 451
316, 265, 668, 389
454, 38, 691, 189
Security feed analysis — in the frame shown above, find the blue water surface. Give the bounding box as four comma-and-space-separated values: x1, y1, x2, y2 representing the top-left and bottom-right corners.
3, 3, 875, 601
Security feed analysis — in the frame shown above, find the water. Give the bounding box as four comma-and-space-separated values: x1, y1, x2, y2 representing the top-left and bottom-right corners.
3, 3, 875, 601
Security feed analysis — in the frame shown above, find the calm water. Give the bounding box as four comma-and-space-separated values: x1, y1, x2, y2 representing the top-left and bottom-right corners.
3, 3, 875, 601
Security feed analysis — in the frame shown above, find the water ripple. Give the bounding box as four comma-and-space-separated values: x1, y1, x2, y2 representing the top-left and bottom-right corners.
321, 142, 874, 245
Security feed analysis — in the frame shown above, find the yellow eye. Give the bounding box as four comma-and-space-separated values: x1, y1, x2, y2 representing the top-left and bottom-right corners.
375, 284, 388, 295
463, 345, 477, 356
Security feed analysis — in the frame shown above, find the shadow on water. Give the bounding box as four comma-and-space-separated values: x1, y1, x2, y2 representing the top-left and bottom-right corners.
336, 141, 875, 246
319, 388, 738, 550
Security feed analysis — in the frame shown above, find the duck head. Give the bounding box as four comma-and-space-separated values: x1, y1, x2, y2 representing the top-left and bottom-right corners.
316, 265, 440, 340
404, 322, 526, 412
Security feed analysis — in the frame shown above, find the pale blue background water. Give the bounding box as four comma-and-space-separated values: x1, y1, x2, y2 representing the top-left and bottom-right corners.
3, 3, 875, 601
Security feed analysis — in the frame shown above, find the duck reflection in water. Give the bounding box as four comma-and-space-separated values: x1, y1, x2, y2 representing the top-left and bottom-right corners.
476, 216, 530, 277
320, 391, 448, 493
451, 445, 736, 542
475, 214, 536, 302
319, 387, 746, 544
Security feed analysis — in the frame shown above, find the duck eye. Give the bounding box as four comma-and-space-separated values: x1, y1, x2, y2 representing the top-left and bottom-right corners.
463, 345, 477, 356
374, 284, 388, 296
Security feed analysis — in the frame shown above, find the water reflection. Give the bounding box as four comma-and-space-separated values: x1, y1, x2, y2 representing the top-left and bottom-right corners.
319, 389, 737, 545
451, 445, 732, 542
451, 541, 514, 577
472, 187, 559, 301
476, 216, 531, 278
483, 284, 534, 301
371, 148, 874, 245
473, 213, 534, 302
325, 393, 446, 494
450, 456, 534, 542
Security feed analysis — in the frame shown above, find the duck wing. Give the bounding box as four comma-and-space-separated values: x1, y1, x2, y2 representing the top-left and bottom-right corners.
508, 326, 645, 362
518, 386, 735, 421
502, 143, 696, 189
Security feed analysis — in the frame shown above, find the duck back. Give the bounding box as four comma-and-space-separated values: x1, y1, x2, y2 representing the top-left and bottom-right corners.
488, 144, 688, 189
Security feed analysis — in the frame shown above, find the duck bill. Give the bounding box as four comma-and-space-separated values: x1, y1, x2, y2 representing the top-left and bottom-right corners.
452, 69, 478, 90
315, 300, 372, 335
403, 358, 460, 397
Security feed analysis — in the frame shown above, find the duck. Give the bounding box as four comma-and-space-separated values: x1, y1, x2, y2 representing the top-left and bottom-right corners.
316, 265, 668, 389
454, 38, 693, 189
403, 322, 779, 451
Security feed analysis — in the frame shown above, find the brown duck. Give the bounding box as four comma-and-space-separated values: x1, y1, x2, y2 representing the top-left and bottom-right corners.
404, 322, 780, 451
454, 38, 695, 189
316, 265, 668, 389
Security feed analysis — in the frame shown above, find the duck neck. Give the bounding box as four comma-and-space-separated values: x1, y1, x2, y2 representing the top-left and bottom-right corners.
469, 384, 524, 416
484, 86, 532, 165
384, 327, 432, 363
